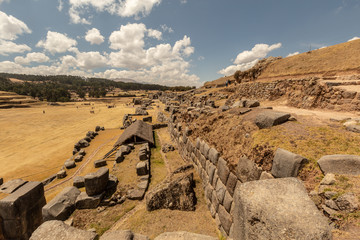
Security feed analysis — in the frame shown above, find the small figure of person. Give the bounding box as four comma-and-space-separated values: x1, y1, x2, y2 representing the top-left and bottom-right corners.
225, 80, 229, 87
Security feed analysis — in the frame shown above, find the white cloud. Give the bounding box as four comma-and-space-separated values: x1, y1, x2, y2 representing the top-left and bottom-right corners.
14, 52, 49, 65
0, 11, 31, 40
287, 51, 299, 57
218, 43, 281, 76
70, 48, 108, 69
85, 28, 104, 45
147, 29, 162, 40
180, 0, 187, 4
57, 0, 64, 12
109, 23, 146, 51
161, 24, 174, 33
68, 0, 161, 24
0, 40, 31, 56
36, 31, 77, 54
348, 36, 360, 42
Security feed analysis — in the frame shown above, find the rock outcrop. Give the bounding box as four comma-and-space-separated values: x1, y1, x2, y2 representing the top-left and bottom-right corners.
317, 154, 360, 175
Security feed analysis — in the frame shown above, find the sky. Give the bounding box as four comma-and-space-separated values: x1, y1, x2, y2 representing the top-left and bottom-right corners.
0, 0, 360, 87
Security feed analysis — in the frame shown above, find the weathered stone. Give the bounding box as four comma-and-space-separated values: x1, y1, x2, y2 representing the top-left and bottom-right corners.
135, 107, 148, 115
223, 191, 233, 213
137, 180, 149, 190
218, 204, 233, 235
199, 154, 206, 168
139, 150, 148, 161
84, 167, 109, 196
78, 139, 89, 148
146, 174, 196, 211
226, 172, 238, 196
220, 105, 230, 112
325, 199, 339, 210
236, 156, 261, 182
324, 191, 337, 199
73, 176, 85, 188
115, 150, 124, 163
271, 148, 308, 178
0, 181, 45, 240
120, 145, 131, 154
94, 159, 107, 168
259, 171, 274, 180
204, 184, 213, 202
346, 124, 360, 133
0, 179, 28, 194
232, 100, 245, 108
57, 170, 67, 179
154, 232, 217, 240
136, 161, 149, 176
30, 220, 97, 240
95, 126, 101, 132
211, 191, 219, 212
215, 179, 226, 204
244, 100, 260, 108
212, 170, 219, 188
79, 149, 86, 156
74, 155, 83, 162
335, 193, 359, 212
207, 163, 216, 185
75, 192, 103, 209
127, 189, 146, 200
202, 142, 210, 158
255, 110, 291, 129
65, 160, 76, 169
217, 157, 230, 185
231, 178, 332, 240
42, 186, 80, 221
162, 143, 175, 153
320, 173, 336, 185
101, 230, 149, 240
196, 137, 201, 149
318, 155, 360, 175
42, 174, 56, 186
208, 148, 219, 165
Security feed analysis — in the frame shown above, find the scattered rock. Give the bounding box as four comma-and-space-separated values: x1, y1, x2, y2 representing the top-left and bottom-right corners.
162, 143, 175, 153
146, 173, 196, 211
127, 189, 146, 200
320, 173, 336, 185
74, 155, 83, 162
154, 232, 216, 240
244, 99, 260, 108
346, 124, 360, 133
84, 167, 109, 196
335, 193, 359, 212
259, 171, 274, 180
324, 191, 337, 199
57, 170, 67, 179
271, 148, 308, 178
30, 220, 98, 240
220, 105, 230, 112
255, 110, 291, 129
0, 178, 28, 194
75, 192, 103, 209
325, 199, 339, 211
64, 160, 76, 169
136, 161, 149, 176
79, 149, 86, 156
318, 155, 360, 175
95, 126, 101, 132
94, 159, 107, 168
135, 107, 149, 115
236, 156, 261, 182
73, 176, 85, 188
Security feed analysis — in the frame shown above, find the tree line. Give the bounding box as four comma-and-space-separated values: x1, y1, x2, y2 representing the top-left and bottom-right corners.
0, 73, 195, 102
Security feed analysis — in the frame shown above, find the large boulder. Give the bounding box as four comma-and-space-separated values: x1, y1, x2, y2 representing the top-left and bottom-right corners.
42, 186, 80, 221
0, 178, 27, 194
75, 192, 103, 209
236, 156, 261, 182
317, 155, 360, 175
146, 173, 196, 211
100, 230, 149, 240
30, 220, 97, 240
0, 181, 46, 240
271, 148, 308, 178
255, 110, 291, 129
135, 107, 148, 115
136, 161, 149, 176
231, 178, 332, 240
154, 232, 217, 240
94, 159, 107, 168
84, 167, 109, 196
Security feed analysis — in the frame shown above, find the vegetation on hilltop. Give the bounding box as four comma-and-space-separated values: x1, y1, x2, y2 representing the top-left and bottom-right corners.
0, 73, 195, 102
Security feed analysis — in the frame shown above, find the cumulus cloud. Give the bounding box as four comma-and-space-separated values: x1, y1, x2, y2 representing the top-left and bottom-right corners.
0, 40, 31, 56
109, 23, 146, 51
218, 43, 282, 76
14, 52, 50, 65
85, 28, 104, 45
287, 51, 299, 57
147, 29, 162, 40
69, 0, 161, 24
36, 31, 77, 54
180, 0, 187, 4
348, 36, 360, 42
69, 48, 108, 69
161, 24, 174, 33
0, 11, 31, 40
57, 0, 64, 12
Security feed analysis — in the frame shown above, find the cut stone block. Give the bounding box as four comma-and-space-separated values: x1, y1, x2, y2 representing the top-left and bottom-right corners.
318, 154, 360, 175
271, 148, 308, 178
84, 167, 109, 196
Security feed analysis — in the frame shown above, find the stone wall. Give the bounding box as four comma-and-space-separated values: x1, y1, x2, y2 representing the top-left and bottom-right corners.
167, 122, 239, 237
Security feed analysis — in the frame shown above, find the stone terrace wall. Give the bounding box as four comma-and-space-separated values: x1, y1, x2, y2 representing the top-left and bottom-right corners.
168, 121, 239, 237
231, 78, 360, 111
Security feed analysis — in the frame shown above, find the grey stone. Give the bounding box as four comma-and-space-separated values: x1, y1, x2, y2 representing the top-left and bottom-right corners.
137, 180, 149, 190
73, 176, 85, 188
94, 159, 107, 168
346, 124, 360, 133
271, 148, 308, 178
218, 205, 233, 235
65, 160, 76, 169
211, 191, 219, 212
154, 231, 217, 240
75, 192, 103, 209
236, 156, 261, 182
212, 171, 219, 188
196, 137, 201, 149
244, 100, 260, 108
120, 145, 131, 154
74, 155, 83, 162
259, 171, 274, 180
215, 179, 226, 204
320, 173, 336, 185
127, 189, 146, 200
231, 178, 332, 240
0, 179, 28, 194
217, 157, 230, 185
95, 126, 101, 132
202, 142, 210, 158
42, 186, 80, 221
318, 154, 360, 175
226, 172, 238, 196
30, 220, 97, 240
101, 230, 149, 240
136, 161, 149, 176
0, 181, 45, 240
232, 100, 245, 108
325, 199, 339, 211
84, 167, 109, 196
324, 191, 337, 199
208, 148, 219, 165
223, 191, 233, 213
79, 149, 86, 156
57, 170, 67, 179
335, 193, 359, 212
204, 184, 213, 202
255, 110, 291, 129
220, 105, 230, 112
139, 150, 148, 161
322, 205, 339, 218
115, 150, 124, 163
207, 163, 216, 185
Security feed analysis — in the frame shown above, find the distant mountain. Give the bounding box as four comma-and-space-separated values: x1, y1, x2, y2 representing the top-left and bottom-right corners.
112, 78, 138, 83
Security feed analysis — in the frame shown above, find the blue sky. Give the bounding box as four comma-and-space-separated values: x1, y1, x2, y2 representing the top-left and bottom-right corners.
0, 0, 359, 86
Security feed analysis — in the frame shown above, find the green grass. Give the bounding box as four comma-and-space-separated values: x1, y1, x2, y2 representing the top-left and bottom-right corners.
149, 132, 167, 190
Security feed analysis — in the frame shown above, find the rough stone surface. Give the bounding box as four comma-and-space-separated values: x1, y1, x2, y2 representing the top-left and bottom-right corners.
215, 179, 226, 204
100, 230, 149, 240
0, 181, 46, 240
136, 161, 149, 176
65, 160, 76, 169
94, 159, 107, 168
73, 176, 85, 188
236, 156, 261, 182
320, 173, 336, 185
0, 179, 28, 194
154, 231, 217, 240
84, 167, 109, 196
335, 193, 359, 212
208, 148, 219, 165
42, 186, 80, 221
74, 155, 83, 162
226, 172, 238, 196
259, 171, 274, 180
318, 154, 360, 175
244, 100, 260, 108
75, 192, 103, 209
127, 189, 146, 200
146, 173, 196, 211
30, 220, 97, 240
271, 148, 308, 178
231, 178, 332, 240
255, 110, 291, 129
217, 157, 230, 185
115, 150, 124, 163
346, 124, 360, 133
57, 170, 67, 179
218, 205, 233, 235
223, 191, 233, 213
